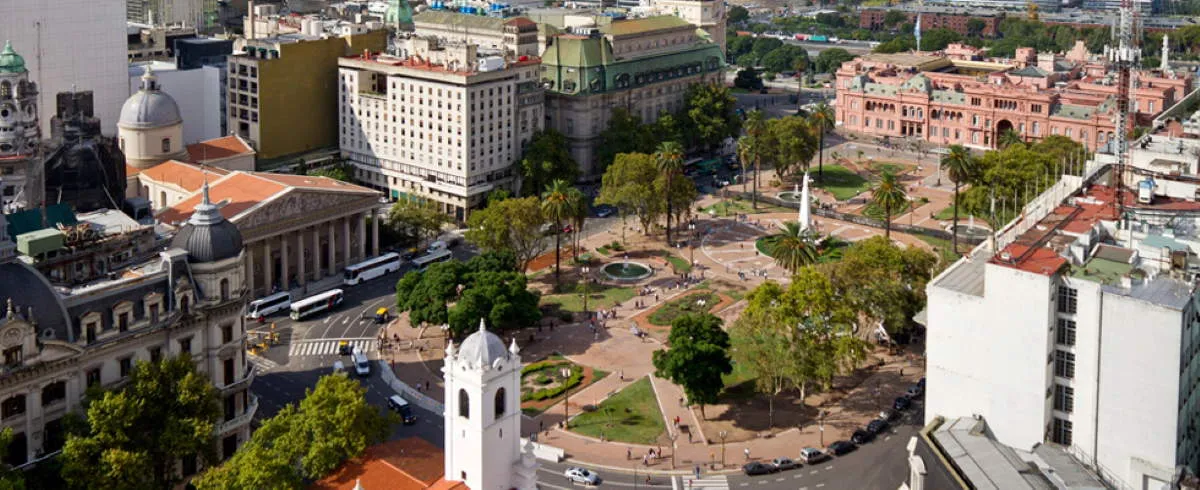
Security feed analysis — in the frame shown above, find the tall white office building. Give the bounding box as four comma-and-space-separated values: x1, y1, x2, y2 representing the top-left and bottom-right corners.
337, 36, 543, 221
924, 162, 1200, 490
0, 0, 127, 136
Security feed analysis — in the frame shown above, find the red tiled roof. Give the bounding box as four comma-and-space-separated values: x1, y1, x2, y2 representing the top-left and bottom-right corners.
992, 243, 1068, 275
126, 163, 142, 176
251, 172, 377, 194
187, 135, 255, 162
157, 172, 284, 224
139, 160, 231, 192
310, 438, 459, 490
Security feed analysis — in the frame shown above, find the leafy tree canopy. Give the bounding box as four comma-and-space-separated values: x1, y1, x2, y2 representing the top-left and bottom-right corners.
387, 199, 451, 249
596, 152, 662, 233
651, 314, 732, 418
813, 48, 856, 74
683, 83, 741, 152
464, 196, 546, 271
519, 129, 579, 196
395, 251, 540, 335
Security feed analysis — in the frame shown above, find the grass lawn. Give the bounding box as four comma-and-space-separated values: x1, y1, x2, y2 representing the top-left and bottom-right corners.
933, 204, 971, 221
814, 165, 870, 201
701, 199, 790, 217
647, 291, 720, 326
868, 161, 912, 176
719, 361, 758, 401
664, 254, 692, 273
570, 377, 666, 444
540, 283, 636, 313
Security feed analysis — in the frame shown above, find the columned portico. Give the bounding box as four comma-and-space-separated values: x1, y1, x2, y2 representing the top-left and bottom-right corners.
371, 209, 380, 257
281, 234, 290, 290
296, 230, 305, 287
264, 240, 273, 294
311, 226, 320, 282
357, 213, 366, 261
341, 217, 350, 268
327, 221, 337, 277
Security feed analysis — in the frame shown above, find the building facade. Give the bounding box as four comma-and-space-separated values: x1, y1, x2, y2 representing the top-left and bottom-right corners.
412, 11, 540, 57
337, 38, 543, 220
924, 164, 1200, 489
128, 61, 224, 146
226, 30, 388, 161
859, 7, 1003, 38
539, 15, 725, 178
652, 0, 727, 50
0, 42, 42, 213
835, 45, 1192, 151
0, 183, 254, 467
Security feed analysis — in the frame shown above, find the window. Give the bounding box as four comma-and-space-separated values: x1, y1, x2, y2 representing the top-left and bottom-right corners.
1, 395, 25, 419
85, 321, 98, 344
119, 357, 133, 378
1057, 286, 1078, 314
494, 387, 506, 418
1056, 318, 1076, 346
458, 389, 470, 419
86, 368, 101, 387
161, 138, 171, 153
1054, 384, 1074, 413
223, 358, 235, 385
42, 381, 66, 406
221, 324, 233, 344
2, 346, 21, 367
1051, 418, 1072, 445
179, 337, 193, 355
220, 279, 230, 301
149, 302, 160, 324
117, 311, 129, 332
1054, 350, 1075, 379
180, 295, 190, 314
150, 346, 163, 363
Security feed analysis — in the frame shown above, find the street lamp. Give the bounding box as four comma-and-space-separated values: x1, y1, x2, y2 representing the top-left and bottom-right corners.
562, 367, 573, 429
719, 430, 728, 467
667, 431, 679, 469
818, 409, 827, 447
581, 266, 591, 318
688, 222, 697, 270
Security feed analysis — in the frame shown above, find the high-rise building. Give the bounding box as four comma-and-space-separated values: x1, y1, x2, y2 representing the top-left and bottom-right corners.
337, 37, 543, 220
924, 163, 1200, 489
227, 30, 388, 161
0, 42, 42, 213
0, 0, 127, 136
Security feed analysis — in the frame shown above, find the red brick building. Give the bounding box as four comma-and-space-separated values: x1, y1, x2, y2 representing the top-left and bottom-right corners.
859, 8, 1004, 38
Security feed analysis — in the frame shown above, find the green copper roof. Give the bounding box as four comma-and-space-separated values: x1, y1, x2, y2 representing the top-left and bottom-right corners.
1050, 103, 1095, 120
386, 0, 414, 27
0, 41, 26, 74
541, 35, 723, 96
931, 90, 965, 105
600, 15, 691, 36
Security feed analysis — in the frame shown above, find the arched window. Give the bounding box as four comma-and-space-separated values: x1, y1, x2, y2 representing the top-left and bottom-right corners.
494, 387, 506, 418
159, 191, 167, 208
0, 81, 10, 99
180, 295, 190, 314
458, 389, 470, 419
161, 138, 171, 153
219, 279, 230, 301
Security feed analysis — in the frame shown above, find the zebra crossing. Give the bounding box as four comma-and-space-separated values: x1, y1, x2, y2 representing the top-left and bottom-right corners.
287, 338, 376, 357
679, 475, 729, 490
247, 353, 279, 374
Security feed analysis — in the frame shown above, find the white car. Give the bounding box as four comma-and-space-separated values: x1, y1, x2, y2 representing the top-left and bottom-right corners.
352, 347, 370, 376
799, 447, 827, 464
564, 467, 599, 485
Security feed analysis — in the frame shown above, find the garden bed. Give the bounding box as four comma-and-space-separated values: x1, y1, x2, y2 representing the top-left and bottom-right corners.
519, 356, 608, 416
647, 291, 722, 327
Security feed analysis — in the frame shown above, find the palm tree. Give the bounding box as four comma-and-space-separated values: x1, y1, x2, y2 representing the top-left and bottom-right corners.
793, 57, 809, 112
808, 102, 835, 182
761, 221, 818, 273
568, 187, 587, 261
655, 141, 684, 245
998, 129, 1023, 149
870, 171, 908, 240
744, 110, 767, 210
941, 144, 977, 255
542, 179, 574, 288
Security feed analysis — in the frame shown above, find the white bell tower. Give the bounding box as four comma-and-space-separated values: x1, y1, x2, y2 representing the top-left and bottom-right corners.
443, 320, 537, 490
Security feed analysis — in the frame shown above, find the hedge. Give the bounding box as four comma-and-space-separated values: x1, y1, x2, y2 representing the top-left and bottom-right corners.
521, 366, 583, 402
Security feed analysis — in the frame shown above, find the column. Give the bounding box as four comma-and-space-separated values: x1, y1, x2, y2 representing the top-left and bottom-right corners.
296, 230, 306, 286
263, 241, 273, 294
341, 217, 350, 269
357, 212, 366, 261
371, 209, 380, 257
311, 226, 320, 281
246, 245, 256, 297
327, 220, 336, 276
280, 233, 290, 291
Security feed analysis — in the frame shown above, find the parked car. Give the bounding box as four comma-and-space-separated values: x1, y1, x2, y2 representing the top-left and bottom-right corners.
798, 447, 827, 464
387, 395, 417, 425
894, 395, 913, 411
879, 409, 901, 423
851, 429, 874, 445
741, 462, 776, 476
828, 440, 857, 456
594, 205, 616, 218
906, 384, 924, 399
564, 467, 599, 485
867, 419, 889, 435
771, 457, 799, 471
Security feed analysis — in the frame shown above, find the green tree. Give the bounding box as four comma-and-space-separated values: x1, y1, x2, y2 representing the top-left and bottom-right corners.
596, 152, 661, 236
966, 18, 986, 37
821, 236, 936, 336
306, 163, 353, 182
395, 252, 534, 334
655, 141, 685, 246
742, 110, 768, 210
759, 45, 808, 75
813, 48, 855, 74
0, 429, 24, 490
465, 196, 546, 271
919, 27, 962, 51
597, 108, 655, 174
727, 35, 756, 62
683, 83, 741, 152
998, 128, 1024, 149
651, 314, 732, 419
568, 186, 588, 261
870, 171, 908, 239
448, 271, 542, 337
728, 284, 801, 428
656, 171, 698, 240
808, 102, 835, 181
728, 5, 749, 23
941, 144, 976, 254
194, 374, 392, 489
765, 116, 817, 178
733, 67, 764, 89
883, 10, 907, 27
762, 221, 817, 273
873, 36, 915, 54
751, 37, 784, 58
542, 180, 574, 288
394, 259, 465, 327
519, 129, 579, 196
387, 199, 451, 250
61, 356, 221, 490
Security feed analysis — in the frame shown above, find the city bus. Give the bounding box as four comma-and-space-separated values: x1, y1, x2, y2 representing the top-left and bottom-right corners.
411, 249, 453, 271
289, 289, 345, 320
343, 252, 403, 286
245, 292, 292, 320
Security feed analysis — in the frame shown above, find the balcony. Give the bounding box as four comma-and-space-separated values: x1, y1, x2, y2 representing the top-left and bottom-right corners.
219, 394, 258, 435
219, 365, 256, 396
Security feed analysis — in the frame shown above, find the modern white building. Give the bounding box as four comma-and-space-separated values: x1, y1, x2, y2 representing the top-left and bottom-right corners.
0, 0, 127, 136
128, 61, 223, 145
337, 37, 543, 220
924, 162, 1200, 489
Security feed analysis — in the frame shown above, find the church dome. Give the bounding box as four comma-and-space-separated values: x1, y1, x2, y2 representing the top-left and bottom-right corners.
0, 41, 25, 74
457, 319, 510, 367
118, 66, 181, 129
171, 181, 243, 263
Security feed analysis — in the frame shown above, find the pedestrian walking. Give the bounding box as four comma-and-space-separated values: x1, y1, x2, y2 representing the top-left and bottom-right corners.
695, 465, 701, 479
744, 448, 751, 460
643, 455, 649, 466
627, 447, 632, 460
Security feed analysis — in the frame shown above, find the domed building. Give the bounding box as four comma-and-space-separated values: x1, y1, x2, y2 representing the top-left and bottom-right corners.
118, 66, 187, 170
0, 41, 43, 212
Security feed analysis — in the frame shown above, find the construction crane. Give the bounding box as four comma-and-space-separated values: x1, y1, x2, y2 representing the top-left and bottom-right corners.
1108, 0, 1141, 219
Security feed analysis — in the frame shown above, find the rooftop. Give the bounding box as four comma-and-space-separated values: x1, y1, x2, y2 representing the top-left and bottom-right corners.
157, 171, 378, 225
601, 15, 692, 36
310, 438, 465, 490
187, 135, 256, 162
1070, 254, 1133, 286
139, 160, 232, 193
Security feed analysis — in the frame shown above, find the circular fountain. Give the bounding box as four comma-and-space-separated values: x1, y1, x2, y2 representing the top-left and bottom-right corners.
777, 183, 806, 204
946, 216, 991, 240
601, 261, 653, 282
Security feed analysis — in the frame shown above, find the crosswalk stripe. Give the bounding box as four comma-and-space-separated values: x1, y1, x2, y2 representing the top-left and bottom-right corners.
283, 339, 379, 358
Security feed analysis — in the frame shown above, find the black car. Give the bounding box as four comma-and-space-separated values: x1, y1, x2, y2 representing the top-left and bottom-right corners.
893, 395, 913, 411
851, 429, 874, 445
742, 462, 776, 476
880, 409, 901, 422
867, 419, 889, 434
828, 441, 857, 456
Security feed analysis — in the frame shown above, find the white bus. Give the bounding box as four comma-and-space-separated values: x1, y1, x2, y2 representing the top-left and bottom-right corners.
412, 249, 453, 271
343, 252, 403, 286
245, 292, 292, 320
289, 289, 345, 320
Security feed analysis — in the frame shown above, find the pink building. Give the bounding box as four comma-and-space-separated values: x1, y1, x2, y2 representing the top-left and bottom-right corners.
834, 42, 1192, 151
